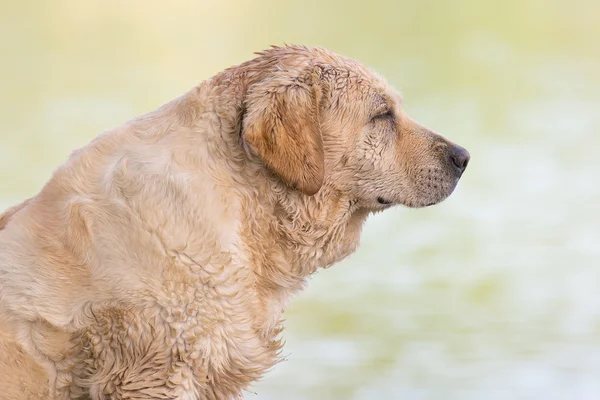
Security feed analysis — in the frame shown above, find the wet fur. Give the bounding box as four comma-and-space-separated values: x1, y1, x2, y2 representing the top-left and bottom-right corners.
0, 45, 467, 399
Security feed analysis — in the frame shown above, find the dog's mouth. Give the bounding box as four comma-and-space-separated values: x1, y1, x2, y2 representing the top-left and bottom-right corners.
376, 196, 444, 209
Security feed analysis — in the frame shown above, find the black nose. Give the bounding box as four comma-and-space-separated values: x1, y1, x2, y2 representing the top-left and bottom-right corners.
449, 144, 470, 175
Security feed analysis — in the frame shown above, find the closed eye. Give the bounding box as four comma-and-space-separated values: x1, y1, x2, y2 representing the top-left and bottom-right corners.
371, 110, 394, 122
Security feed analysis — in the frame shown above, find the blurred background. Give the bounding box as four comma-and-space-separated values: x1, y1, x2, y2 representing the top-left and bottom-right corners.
1, 0, 599, 399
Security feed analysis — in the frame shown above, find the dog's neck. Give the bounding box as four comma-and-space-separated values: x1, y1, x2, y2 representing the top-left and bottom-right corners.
234, 170, 369, 293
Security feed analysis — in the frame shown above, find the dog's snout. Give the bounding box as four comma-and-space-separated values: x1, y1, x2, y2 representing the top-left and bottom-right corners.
449, 144, 470, 175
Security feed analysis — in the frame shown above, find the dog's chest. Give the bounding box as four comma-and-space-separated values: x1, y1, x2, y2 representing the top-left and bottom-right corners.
152, 255, 283, 393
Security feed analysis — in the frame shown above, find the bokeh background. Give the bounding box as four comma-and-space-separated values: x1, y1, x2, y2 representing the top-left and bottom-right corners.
1, 1, 599, 399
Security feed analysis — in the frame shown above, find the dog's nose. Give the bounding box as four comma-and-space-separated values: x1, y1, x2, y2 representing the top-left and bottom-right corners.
449, 144, 470, 175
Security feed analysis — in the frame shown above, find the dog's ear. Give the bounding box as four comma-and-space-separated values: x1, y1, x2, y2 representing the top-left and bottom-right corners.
242, 69, 324, 196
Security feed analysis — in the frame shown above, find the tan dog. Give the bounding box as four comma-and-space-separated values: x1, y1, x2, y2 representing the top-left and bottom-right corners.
0, 45, 469, 399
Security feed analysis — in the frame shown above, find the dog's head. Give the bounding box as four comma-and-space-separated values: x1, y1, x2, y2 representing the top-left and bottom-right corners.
241, 46, 469, 209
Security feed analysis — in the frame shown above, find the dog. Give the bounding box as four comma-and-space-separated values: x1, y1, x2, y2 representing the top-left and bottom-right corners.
0, 45, 469, 399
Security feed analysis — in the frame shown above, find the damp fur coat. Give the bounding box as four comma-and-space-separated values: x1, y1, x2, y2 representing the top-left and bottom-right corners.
0, 45, 469, 399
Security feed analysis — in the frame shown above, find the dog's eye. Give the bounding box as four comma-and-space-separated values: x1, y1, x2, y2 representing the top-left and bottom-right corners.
371, 110, 394, 123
